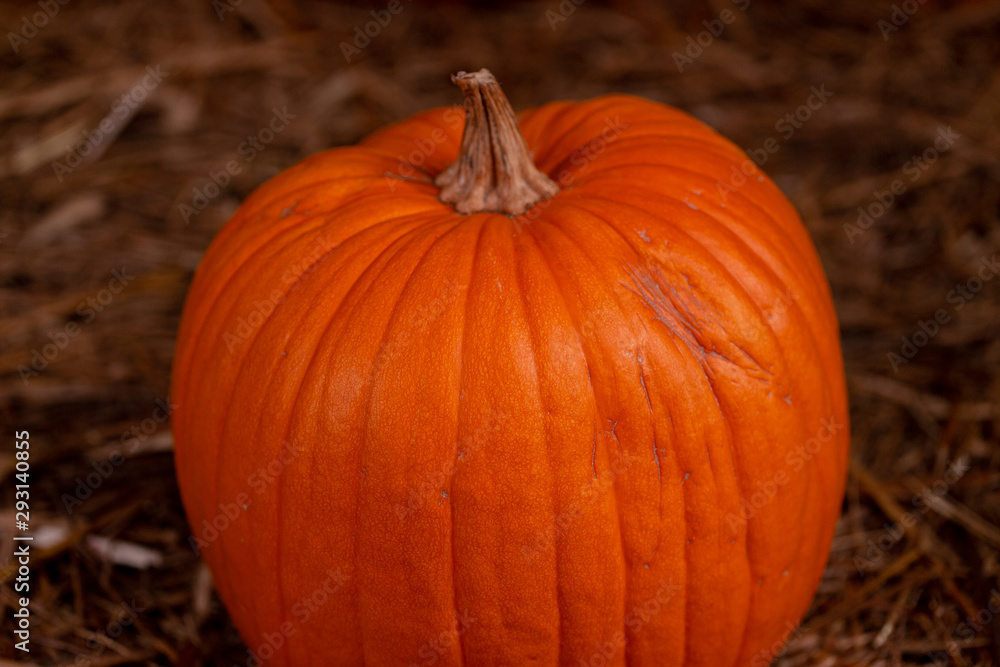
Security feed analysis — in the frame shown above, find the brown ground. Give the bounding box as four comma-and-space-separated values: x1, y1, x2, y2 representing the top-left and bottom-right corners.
1, 0, 999, 665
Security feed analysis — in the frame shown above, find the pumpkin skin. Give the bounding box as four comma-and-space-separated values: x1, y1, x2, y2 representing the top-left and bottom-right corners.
172, 90, 849, 666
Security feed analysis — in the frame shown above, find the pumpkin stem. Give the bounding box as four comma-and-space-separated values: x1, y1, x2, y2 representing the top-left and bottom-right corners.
435, 69, 559, 216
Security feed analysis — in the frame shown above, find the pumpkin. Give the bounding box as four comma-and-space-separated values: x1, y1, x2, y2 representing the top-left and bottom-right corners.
172, 69, 849, 666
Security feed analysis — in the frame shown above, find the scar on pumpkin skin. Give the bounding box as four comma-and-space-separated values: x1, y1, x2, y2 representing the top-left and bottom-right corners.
625, 264, 773, 379
384, 171, 433, 184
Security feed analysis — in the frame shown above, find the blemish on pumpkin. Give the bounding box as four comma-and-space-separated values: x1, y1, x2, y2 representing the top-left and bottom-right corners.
605, 419, 619, 443
652, 442, 662, 476
637, 229, 651, 242
784, 396, 792, 405
639, 370, 653, 413
590, 423, 598, 479
280, 204, 296, 218
681, 472, 690, 484
623, 265, 707, 365
683, 198, 699, 210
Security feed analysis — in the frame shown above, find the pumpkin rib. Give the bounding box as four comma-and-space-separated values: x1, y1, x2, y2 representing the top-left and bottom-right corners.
224, 151, 414, 235
172, 189, 343, 398
582, 174, 832, 318
358, 107, 463, 160
507, 224, 566, 662
526, 221, 628, 659
518, 216, 678, 660
352, 216, 466, 664
557, 196, 821, 662
208, 221, 383, 662
624, 265, 744, 665
218, 210, 461, 667
324, 215, 470, 664
590, 185, 842, 622
250, 217, 440, 666
450, 214, 489, 667
516, 100, 578, 161
562, 145, 822, 279
579, 168, 822, 279
179, 201, 446, 384
536, 209, 691, 664
547, 141, 745, 189
353, 223, 454, 662
576, 187, 830, 371
523, 97, 621, 171
523, 208, 671, 660
598, 193, 838, 660
173, 205, 445, 499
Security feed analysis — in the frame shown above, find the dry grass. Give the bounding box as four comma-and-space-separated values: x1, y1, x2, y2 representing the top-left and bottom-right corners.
1, 0, 998, 664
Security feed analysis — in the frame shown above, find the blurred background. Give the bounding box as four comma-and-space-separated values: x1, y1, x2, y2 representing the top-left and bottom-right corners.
1, 0, 999, 664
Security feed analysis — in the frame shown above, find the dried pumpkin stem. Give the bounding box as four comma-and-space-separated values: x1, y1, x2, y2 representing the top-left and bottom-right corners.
435, 69, 559, 216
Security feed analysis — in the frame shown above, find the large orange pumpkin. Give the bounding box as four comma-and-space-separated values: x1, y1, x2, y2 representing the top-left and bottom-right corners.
172, 70, 849, 666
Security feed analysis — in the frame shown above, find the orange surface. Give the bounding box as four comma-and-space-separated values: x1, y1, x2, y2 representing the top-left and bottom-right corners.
172, 94, 849, 666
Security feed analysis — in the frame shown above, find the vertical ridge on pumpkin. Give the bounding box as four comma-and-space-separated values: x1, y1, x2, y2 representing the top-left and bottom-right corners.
519, 210, 663, 663
510, 223, 567, 662
353, 218, 470, 665
446, 215, 488, 667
